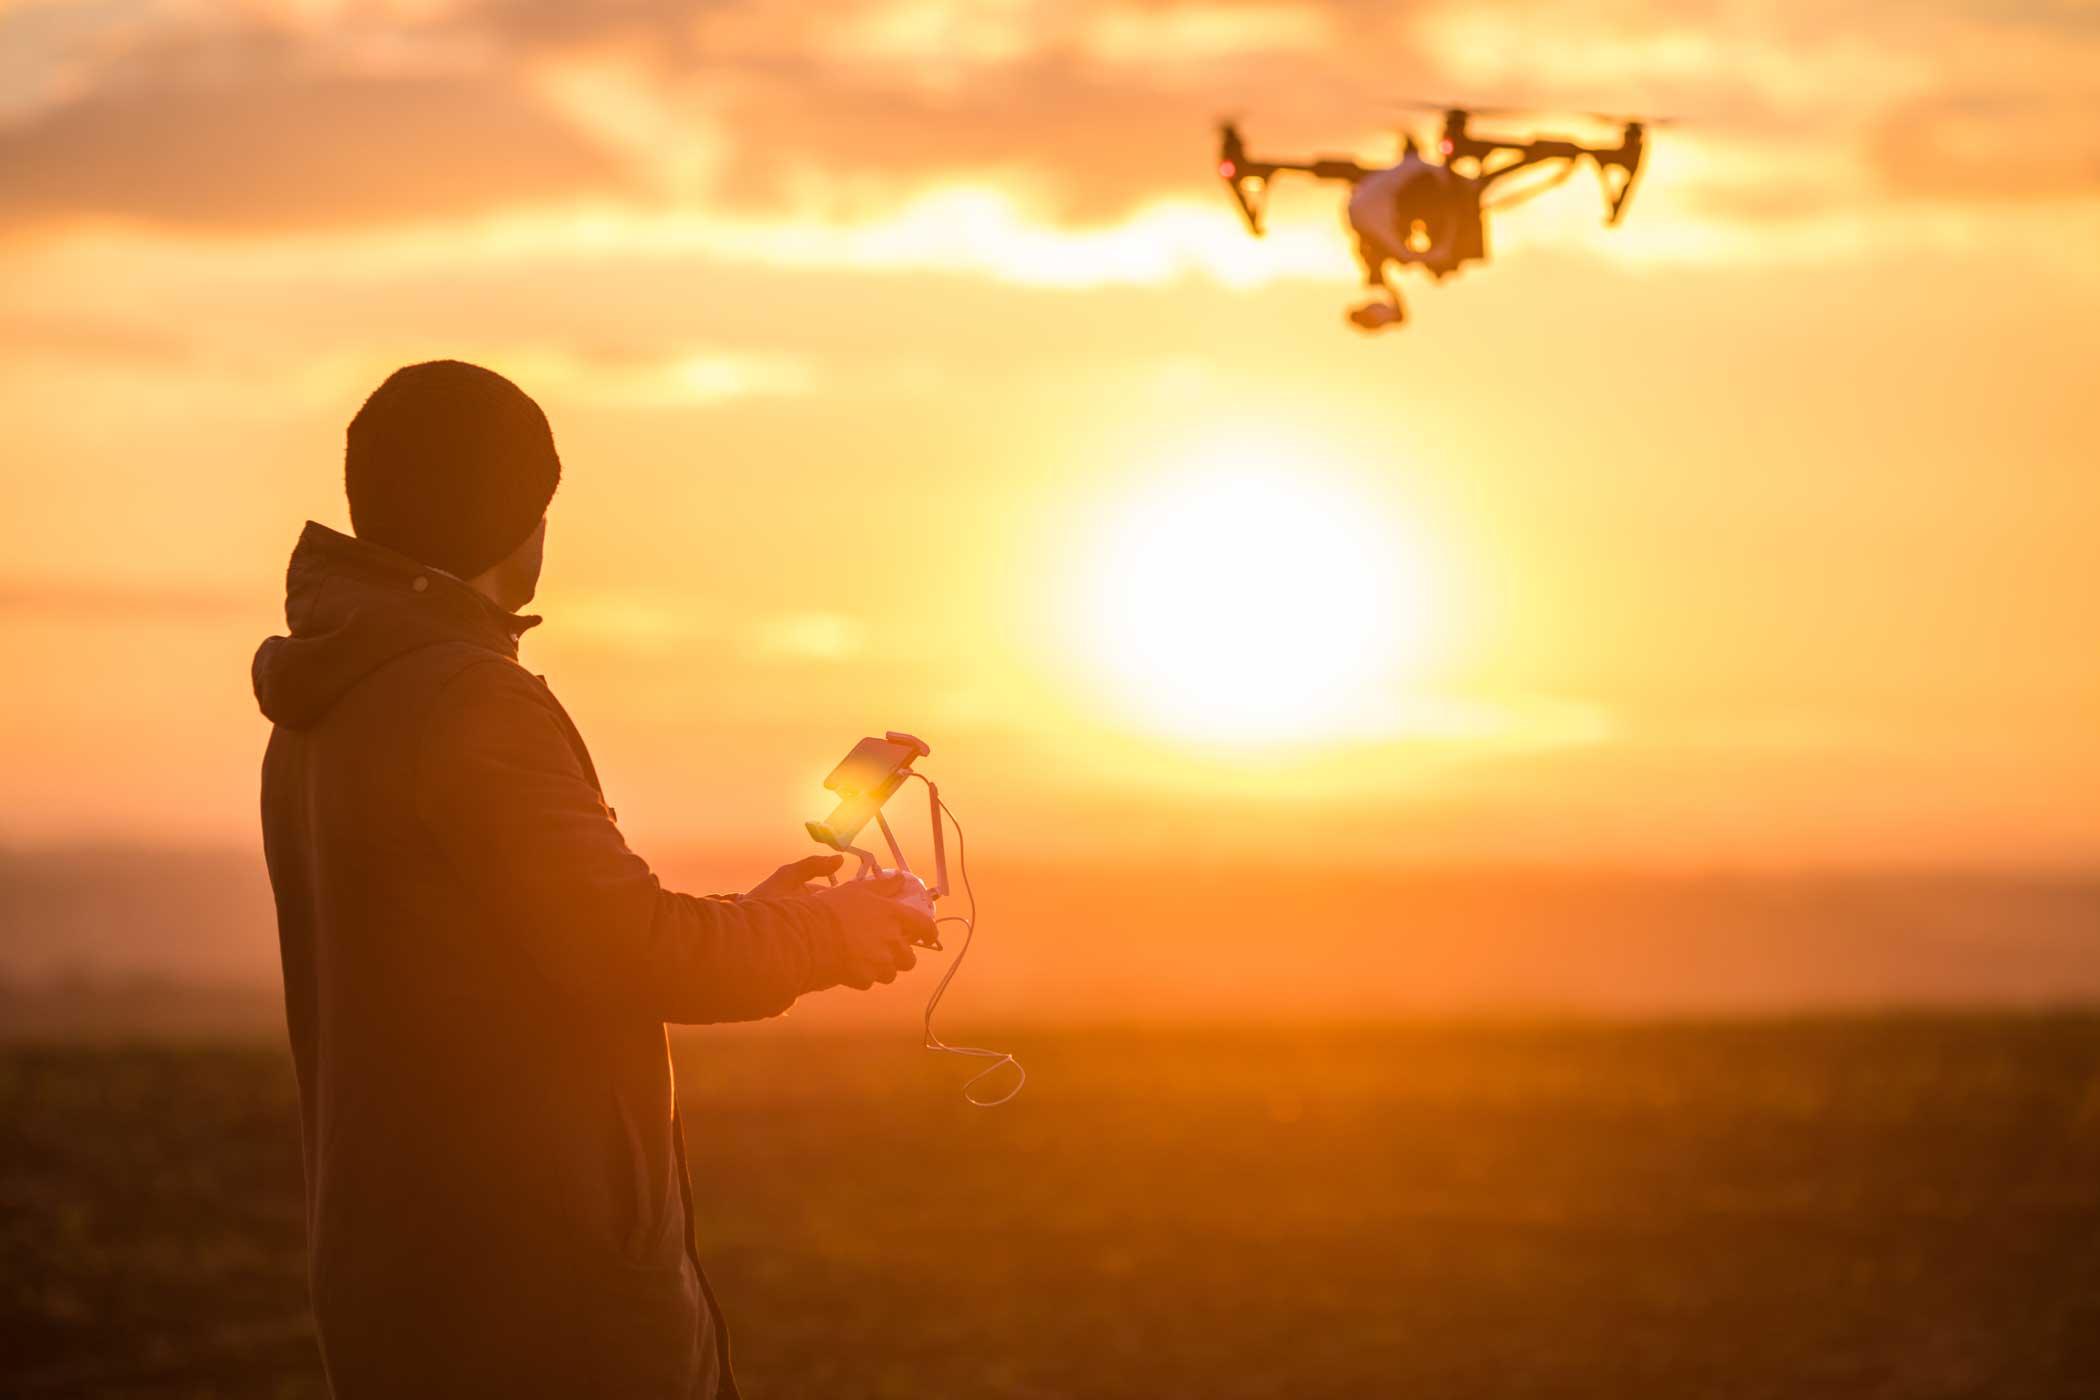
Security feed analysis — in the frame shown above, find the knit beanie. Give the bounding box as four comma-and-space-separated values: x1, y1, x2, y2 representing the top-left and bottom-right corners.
345, 361, 561, 579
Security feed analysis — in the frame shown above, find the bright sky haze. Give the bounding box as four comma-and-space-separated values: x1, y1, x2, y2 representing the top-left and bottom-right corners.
2, 0, 2096, 871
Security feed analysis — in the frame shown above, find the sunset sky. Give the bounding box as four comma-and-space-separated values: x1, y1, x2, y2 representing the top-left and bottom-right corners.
2, 0, 2096, 871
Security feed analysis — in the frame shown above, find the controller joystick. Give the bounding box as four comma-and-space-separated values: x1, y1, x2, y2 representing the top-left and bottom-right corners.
849, 864, 939, 949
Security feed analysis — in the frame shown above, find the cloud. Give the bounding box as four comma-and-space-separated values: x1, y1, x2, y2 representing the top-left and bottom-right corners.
0, 0, 1418, 232
0, 21, 633, 231
0, 578, 253, 621
523, 344, 819, 406
319, 187, 1339, 288
447, 0, 2100, 231
750, 611, 866, 661
1868, 94, 2100, 204
451, 0, 711, 63
0, 0, 2095, 255
542, 593, 869, 663
0, 312, 190, 363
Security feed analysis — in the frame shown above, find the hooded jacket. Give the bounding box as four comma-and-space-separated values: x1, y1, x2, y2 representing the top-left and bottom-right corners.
255, 522, 846, 1398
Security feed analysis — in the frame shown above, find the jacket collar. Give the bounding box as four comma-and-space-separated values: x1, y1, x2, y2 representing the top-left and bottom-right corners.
253, 522, 544, 729
286, 521, 541, 656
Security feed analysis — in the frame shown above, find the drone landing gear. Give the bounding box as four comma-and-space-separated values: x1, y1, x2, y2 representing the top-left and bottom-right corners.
1349, 260, 1407, 332
1348, 300, 1405, 330
1348, 293, 1406, 332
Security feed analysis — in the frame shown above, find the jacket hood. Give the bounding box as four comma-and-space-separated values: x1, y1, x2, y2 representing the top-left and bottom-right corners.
253, 521, 540, 729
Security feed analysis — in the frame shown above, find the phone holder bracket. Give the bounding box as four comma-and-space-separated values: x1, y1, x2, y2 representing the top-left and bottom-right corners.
806, 730, 951, 946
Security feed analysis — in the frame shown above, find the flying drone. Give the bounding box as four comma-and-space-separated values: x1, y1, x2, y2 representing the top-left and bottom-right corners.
1217, 102, 1662, 331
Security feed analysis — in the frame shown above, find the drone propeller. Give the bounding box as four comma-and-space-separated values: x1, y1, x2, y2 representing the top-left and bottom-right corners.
1214, 118, 1268, 236
1576, 111, 1679, 129
1391, 98, 1510, 116
1394, 98, 1677, 128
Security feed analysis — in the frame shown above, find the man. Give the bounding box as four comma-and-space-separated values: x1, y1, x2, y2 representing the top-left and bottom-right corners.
254, 360, 930, 1398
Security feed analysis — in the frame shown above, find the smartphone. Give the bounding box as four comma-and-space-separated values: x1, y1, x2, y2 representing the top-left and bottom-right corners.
805, 734, 927, 850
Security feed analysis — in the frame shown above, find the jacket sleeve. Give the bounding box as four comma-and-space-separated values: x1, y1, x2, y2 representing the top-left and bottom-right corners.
413, 657, 846, 1024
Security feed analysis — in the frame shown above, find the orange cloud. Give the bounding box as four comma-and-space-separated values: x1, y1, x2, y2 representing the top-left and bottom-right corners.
5, 0, 2096, 243
0, 20, 630, 231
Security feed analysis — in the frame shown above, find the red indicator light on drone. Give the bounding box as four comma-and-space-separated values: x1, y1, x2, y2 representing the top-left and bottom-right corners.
1219, 161, 1236, 177
1439, 139, 1454, 154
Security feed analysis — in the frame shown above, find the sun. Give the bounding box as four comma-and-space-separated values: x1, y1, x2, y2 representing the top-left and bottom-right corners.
1074, 463, 1430, 742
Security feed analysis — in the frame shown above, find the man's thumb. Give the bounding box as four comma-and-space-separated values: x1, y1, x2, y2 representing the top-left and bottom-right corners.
800, 853, 846, 877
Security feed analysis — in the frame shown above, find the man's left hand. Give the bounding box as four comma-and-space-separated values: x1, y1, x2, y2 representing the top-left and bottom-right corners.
747, 853, 845, 899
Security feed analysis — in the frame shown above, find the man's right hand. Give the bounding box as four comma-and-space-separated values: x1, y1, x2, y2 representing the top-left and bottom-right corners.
808, 875, 930, 990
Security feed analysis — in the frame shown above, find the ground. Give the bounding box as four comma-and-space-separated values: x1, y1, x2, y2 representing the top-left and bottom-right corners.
5, 1017, 2100, 1398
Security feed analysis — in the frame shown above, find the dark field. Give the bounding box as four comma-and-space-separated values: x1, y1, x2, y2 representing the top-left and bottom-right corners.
6, 1018, 2100, 1398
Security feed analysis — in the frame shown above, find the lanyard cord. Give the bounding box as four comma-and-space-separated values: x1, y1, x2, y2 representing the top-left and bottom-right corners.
909, 773, 1024, 1106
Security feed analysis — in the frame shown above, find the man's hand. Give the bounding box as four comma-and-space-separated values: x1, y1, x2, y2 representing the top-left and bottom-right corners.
808, 875, 931, 990
748, 853, 845, 899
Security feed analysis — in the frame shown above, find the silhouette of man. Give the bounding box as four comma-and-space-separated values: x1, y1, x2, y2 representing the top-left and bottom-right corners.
254, 360, 930, 1398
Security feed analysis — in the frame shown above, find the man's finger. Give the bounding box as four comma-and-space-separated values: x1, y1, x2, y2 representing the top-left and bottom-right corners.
793, 854, 845, 879
890, 903, 937, 938
894, 944, 918, 972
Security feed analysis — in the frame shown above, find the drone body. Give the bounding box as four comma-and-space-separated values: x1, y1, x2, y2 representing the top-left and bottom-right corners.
1218, 107, 1651, 331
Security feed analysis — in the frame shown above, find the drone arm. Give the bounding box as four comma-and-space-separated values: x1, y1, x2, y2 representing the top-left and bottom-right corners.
1220, 155, 1371, 236
1480, 157, 1580, 212
1602, 156, 1644, 225
1302, 157, 1371, 181
1475, 142, 1581, 190
1474, 138, 1644, 224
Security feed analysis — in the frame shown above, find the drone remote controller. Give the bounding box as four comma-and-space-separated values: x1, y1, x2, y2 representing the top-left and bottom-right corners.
807, 730, 950, 948
805, 731, 1023, 1105
866, 867, 937, 941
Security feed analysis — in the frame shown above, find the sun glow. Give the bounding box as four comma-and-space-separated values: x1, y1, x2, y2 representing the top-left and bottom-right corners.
1076, 464, 1430, 743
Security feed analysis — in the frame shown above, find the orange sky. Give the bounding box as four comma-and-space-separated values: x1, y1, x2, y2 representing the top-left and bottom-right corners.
1, 0, 2096, 869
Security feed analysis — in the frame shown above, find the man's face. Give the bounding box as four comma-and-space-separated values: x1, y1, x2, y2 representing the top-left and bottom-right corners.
489, 517, 547, 612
